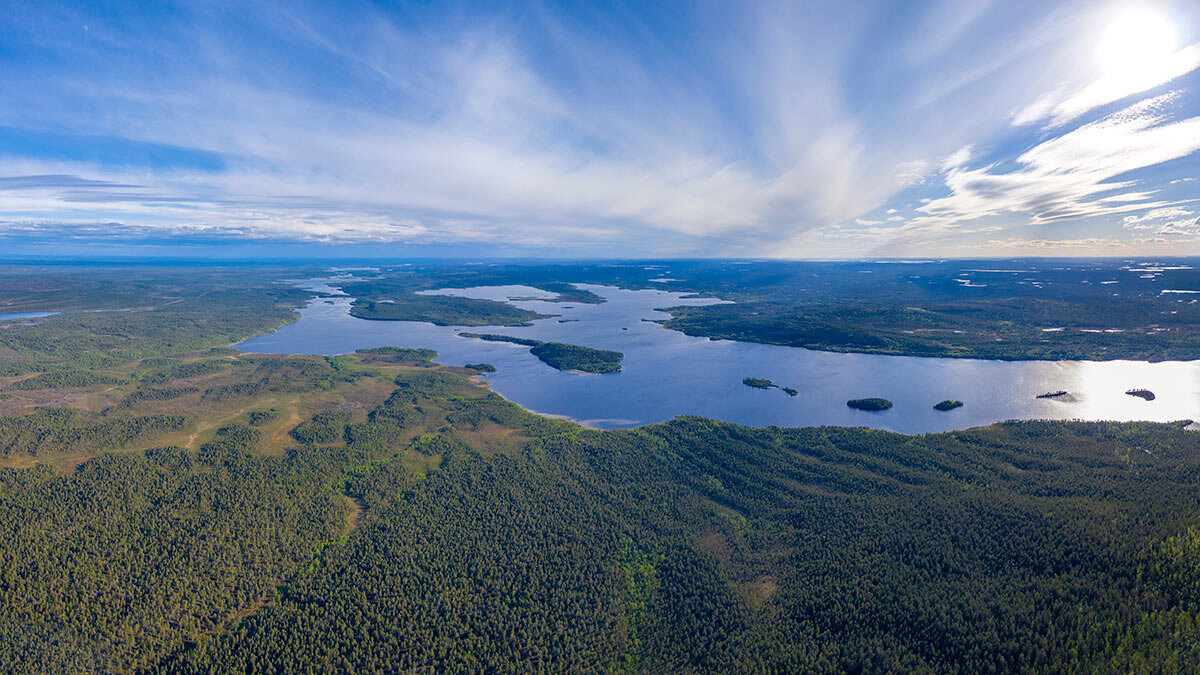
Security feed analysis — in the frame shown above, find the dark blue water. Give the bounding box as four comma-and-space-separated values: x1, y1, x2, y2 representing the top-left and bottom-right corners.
236, 280, 1200, 433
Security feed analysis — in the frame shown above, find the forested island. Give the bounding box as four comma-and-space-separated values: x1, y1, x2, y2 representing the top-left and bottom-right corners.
354, 346, 439, 365
530, 342, 623, 373
0, 262, 1199, 673
847, 397, 894, 411
934, 399, 964, 411
349, 294, 550, 326
457, 332, 543, 347
459, 333, 624, 373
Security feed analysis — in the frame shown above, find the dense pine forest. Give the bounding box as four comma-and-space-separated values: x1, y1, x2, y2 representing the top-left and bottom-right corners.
0, 263, 1199, 672
3, 362, 1200, 672
6, 0, 1200, 663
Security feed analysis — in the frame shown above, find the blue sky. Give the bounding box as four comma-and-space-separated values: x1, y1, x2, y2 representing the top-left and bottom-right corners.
1, 0, 1199, 259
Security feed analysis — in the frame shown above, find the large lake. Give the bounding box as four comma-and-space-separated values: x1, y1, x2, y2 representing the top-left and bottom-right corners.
236, 279, 1200, 434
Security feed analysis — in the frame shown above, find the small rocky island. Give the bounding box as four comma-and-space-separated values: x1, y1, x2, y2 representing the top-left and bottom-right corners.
743, 378, 799, 396
1036, 391, 1069, 399
743, 378, 776, 389
847, 397, 894, 411
1125, 388, 1155, 401
934, 400, 963, 411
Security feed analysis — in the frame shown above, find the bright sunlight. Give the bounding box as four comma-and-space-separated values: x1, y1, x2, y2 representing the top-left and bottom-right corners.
1096, 7, 1178, 73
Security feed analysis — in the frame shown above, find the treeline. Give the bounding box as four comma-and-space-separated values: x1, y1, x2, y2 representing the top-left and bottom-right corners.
139, 359, 227, 385
247, 409, 279, 427
6, 370, 125, 391
291, 410, 352, 445
201, 356, 362, 403
117, 386, 200, 409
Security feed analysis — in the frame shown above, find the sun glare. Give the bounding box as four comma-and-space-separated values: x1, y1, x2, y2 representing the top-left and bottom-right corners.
1096, 8, 1178, 74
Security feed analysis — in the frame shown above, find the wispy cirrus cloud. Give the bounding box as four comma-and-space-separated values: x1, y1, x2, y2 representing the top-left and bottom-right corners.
894, 92, 1200, 240
0, 0, 1198, 257
0, 175, 145, 190
1013, 43, 1200, 127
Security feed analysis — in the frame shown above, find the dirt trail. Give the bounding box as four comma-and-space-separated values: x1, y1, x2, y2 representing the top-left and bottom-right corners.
344, 494, 365, 533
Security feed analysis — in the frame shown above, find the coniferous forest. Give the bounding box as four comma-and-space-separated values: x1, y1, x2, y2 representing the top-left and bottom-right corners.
5, 0, 1200, 666
0, 263, 1198, 673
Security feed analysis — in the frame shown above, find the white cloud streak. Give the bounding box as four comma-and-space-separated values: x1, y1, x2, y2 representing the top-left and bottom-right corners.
1013, 43, 1200, 128
905, 92, 1200, 236
0, 0, 1197, 257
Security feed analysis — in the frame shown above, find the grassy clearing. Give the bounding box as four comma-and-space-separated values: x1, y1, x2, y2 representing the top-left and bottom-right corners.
0, 351, 523, 472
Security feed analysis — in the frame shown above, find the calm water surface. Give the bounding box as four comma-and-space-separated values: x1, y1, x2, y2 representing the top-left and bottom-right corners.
236, 279, 1200, 434
0, 311, 60, 321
